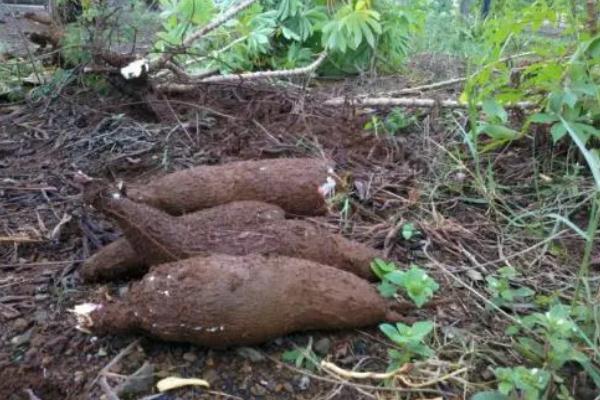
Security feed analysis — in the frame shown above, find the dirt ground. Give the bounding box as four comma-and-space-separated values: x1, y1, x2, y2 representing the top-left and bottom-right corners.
0, 80, 436, 400
1, 60, 597, 399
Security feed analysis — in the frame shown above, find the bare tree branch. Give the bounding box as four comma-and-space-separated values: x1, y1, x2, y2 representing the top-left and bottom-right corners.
324, 96, 536, 109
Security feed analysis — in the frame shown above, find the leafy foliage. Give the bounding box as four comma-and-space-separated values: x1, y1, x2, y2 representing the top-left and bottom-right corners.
281, 337, 320, 371
380, 321, 434, 369
485, 266, 535, 308
371, 259, 439, 307
494, 367, 551, 400
364, 107, 417, 136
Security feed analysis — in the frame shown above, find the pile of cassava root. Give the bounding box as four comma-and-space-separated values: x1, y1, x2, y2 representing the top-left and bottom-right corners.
73, 158, 413, 348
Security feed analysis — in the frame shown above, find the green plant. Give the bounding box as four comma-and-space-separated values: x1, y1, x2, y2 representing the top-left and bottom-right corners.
475, 303, 600, 399
379, 320, 434, 369
494, 367, 551, 400
485, 266, 535, 308
364, 108, 417, 135
371, 259, 439, 307
281, 337, 320, 371
321, 0, 381, 53
401, 222, 419, 240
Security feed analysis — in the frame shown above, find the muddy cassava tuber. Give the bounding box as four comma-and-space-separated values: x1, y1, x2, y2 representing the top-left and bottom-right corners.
84, 183, 379, 281
73, 254, 406, 348
80, 201, 286, 282
126, 158, 334, 216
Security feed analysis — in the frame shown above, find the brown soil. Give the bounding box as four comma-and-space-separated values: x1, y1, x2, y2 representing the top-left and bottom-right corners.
84, 254, 406, 348
81, 200, 286, 282
85, 183, 380, 281
125, 157, 333, 217
0, 82, 455, 400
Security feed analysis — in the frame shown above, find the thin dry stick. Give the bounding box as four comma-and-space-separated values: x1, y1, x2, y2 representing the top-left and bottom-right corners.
396, 367, 469, 389
266, 354, 448, 395
200, 52, 327, 83
0, 235, 43, 243
90, 339, 140, 387
98, 376, 121, 400
320, 360, 410, 380
382, 77, 466, 96
324, 97, 535, 109
322, 360, 468, 390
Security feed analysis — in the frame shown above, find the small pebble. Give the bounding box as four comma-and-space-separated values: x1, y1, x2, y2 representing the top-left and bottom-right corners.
202, 369, 219, 383
33, 310, 49, 324
12, 318, 29, 333
183, 352, 197, 362
298, 375, 310, 391
314, 338, 331, 355
250, 383, 267, 396
74, 371, 84, 383
236, 347, 265, 362
283, 382, 294, 393
11, 328, 33, 347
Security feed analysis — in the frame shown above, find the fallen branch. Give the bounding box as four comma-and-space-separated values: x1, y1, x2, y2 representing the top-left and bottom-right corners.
324, 96, 536, 109
382, 77, 466, 96
0, 235, 42, 243
155, 52, 327, 92
200, 52, 326, 83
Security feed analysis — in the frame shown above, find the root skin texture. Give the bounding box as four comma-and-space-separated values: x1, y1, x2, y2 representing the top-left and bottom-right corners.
87, 254, 401, 347
86, 191, 379, 282
81, 201, 285, 282
126, 158, 333, 216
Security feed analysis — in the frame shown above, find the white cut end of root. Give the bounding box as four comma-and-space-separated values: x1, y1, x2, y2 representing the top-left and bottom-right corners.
318, 176, 336, 198
120, 59, 149, 80
69, 303, 101, 333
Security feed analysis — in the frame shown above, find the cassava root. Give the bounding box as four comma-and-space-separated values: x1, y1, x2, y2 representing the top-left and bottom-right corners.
80, 200, 285, 282
73, 254, 407, 348
84, 183, 379, 281
126, 158, 334, 216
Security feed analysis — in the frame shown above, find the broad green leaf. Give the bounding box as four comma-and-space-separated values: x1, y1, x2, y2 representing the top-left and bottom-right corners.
379, 323, 403, 344
385, 270, 405, 285
377, 281, 398, 298
480, 124, 519, 141
410, 321, 434, 339
281, 349, 301, 363
550, 123, 567, 142
584, 35, 600, 58
529, 113, 558, 124
561, 117, 600, 189
511, 287, 535, 298
482, 100, 508, 123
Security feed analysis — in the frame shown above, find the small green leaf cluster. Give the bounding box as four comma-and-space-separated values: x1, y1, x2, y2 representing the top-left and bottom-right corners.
281, 337, 320, 371
485, 266, 535, 308
493, 367, 551, 400
371, 259, 439, 307
364, 108, 417, 136
475, 302, 600, 399
321, 0, 381, 53
379, 321, 434, 370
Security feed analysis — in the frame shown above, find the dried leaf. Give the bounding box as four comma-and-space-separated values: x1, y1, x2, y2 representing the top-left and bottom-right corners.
156, 377, 210, 392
